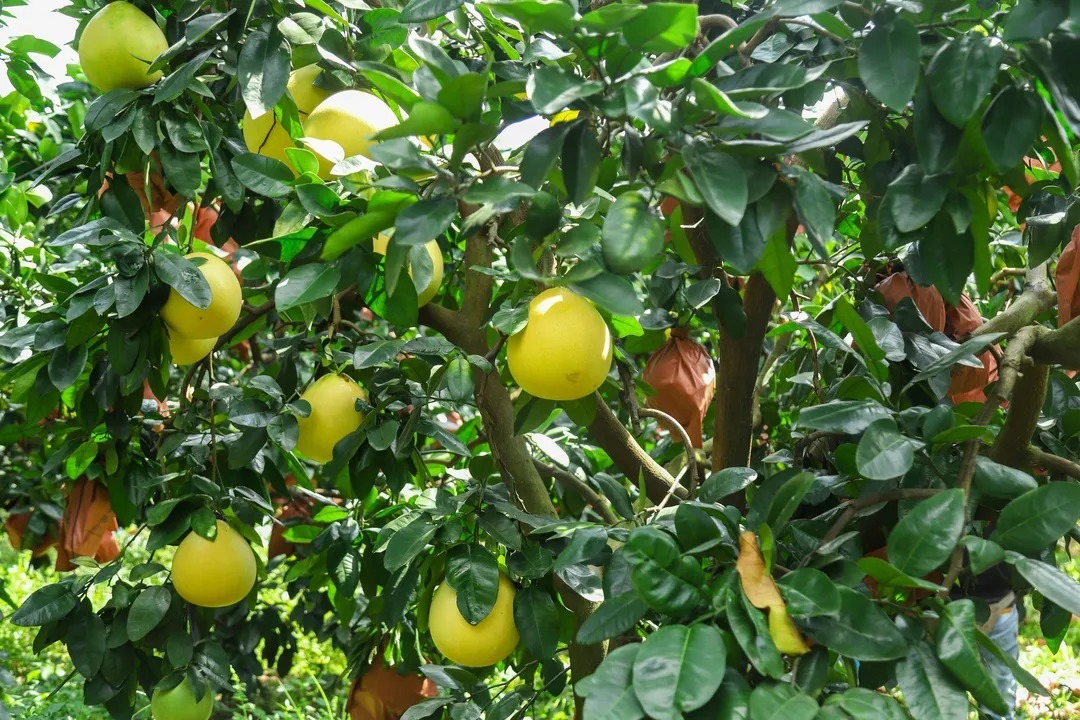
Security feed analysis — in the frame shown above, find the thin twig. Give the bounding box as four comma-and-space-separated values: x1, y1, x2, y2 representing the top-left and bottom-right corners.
816, 488, 944, 550
640, 408, 698, 496
533, 460, 619, 525
1025, 447, 1080, 480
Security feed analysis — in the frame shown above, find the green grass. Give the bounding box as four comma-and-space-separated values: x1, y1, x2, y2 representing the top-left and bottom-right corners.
0, 534, 349, 720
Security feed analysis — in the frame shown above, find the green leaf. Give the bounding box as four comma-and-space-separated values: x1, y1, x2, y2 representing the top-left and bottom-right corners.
692, 79, 767, 118
521, 124, 572, 189
920, 215, 974, 306
960, 536, 1005, 576
914, 83, 962, 175
632, 624, 727, 720
727, 590, 784, 678
11, 584, 77, 626
991, 482, 1080, 554
858, 557, 945, 591
571, 273, 644, 316
374, 101, 458, 140
623, 527, 706, 615
926, 35, 1005, 127
765, 471, 814, 531
975, 625, 1052, 698
231, 153, 293, 197
972, 456, 1038, 499
154, 250, 212, 309
748, 683, 818, 720
237, 30, 290, 119
757, 229, 797, 301
321, 207, 408, 261
622, 3, 698, 53
48, 343, 87, 392
858, 18, 920, 111
982, 87, 1044, 172
576, 592, 649, 644
801, 587, 907, 661
486, 0, 577, 35
158, 144, 202, 197
275, 263, 341, 311
897, 642, 968, 720
1007, 554, 1080, 616
777, 568, 841, 617
446, 544, 500, 625
884, 165, 947, 233
684, 147, 748, 226
935, 600, 1009, 714
528, 66, 603, 115
855, 418, 921, 481
886, 488, 965, 578
699, 467, 758, 503
1003, 0, 1069, 42
797, 400, 891, 433
602, 193, 665, 274
395, 197, 456, 246
68, 611, 106, 678
127, 586, 172, 642
578, 645, 646, 720
443, 357, 474, 403
400, 0, 465, 22
562, 122, 602, 205
384, 516, 438, 571
790, 166, 834, 258
513, 587, 559, 660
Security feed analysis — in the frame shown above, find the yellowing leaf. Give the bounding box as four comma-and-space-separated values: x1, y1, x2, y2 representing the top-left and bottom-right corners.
551, 109, 581, 126
768, 603, 810, 656
737, 530, 783, 609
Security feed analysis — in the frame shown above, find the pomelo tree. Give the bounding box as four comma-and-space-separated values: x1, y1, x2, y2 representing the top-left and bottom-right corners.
2, 0, 1080, 718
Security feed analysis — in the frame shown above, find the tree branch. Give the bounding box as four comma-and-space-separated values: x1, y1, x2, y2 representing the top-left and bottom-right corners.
587, 393, 687, 506
639, 407, 698, 497
816, 488, 944, 550
534, 460, 619, 525
1028, 317, 1080, 368
1025, 446, 1080, 480
970, 264, 1055, 340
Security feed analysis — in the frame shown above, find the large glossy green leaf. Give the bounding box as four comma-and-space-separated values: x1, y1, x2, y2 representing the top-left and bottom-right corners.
797, 400, 891, 433
858, 17, 920, 111
578, 645, 646, 720
801, 587, 907, 661
777, 568, 841, 617
935, 600, 1008, 714
623, 527, 706, 615
563, 122, 602, 205
856, 418, 924, 481
11, 584, 77, 627
726, 590, 783, 678
972, 457, 1038, 499
747, 683, 818, 720
622, 3, 698, 53
237, 30, 290, 118
699, 468, 758, 503
1007, 554, 1080, 616
127, 586, 172, 642
576, 592, 648, 644
886, 488, 965, 578
601, 193, 664, 274
991, 482, 1080, 554
883, 165, 946, 233
275, 263, 341, 311
926, 35, 1005, 127
446, 544, 500, 624
790, 166, 834, 258
685, 147, 748, 226
513, 587, 558, 660
896, 642, 968, 720
982, 86, 1044, 172
631, 624, 727, 720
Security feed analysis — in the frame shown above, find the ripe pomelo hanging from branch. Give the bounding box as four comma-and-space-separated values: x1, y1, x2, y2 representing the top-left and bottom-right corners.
159, 253, 243, 340
506, 287, 612, 401
242, 64, 336, 174
77, 1, 168, 92
171, 520, 257, 608
294, 373, 367, 464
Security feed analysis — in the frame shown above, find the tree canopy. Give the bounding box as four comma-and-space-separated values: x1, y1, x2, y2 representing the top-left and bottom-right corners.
2, 0, 1080, 718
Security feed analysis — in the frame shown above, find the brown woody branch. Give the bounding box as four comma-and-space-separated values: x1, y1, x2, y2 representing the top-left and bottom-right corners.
1025, 447, 1080, 480
639, 407, 698, 496
533, 460, 619, 524
587, 393, 688, 505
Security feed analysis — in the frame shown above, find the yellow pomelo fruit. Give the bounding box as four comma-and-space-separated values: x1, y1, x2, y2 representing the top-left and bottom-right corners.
242, 64, 335, 173
372, 235, 444, 307
506, 287, 612, 401
429, 572, 519, 667
160, 253, 242, 340
295, 373, 367, 464
168, 332, 216, 366
303, 90, 399, 180
78, 1, 168, 92
172, 520, 256, 608
150, 677, 214, 720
